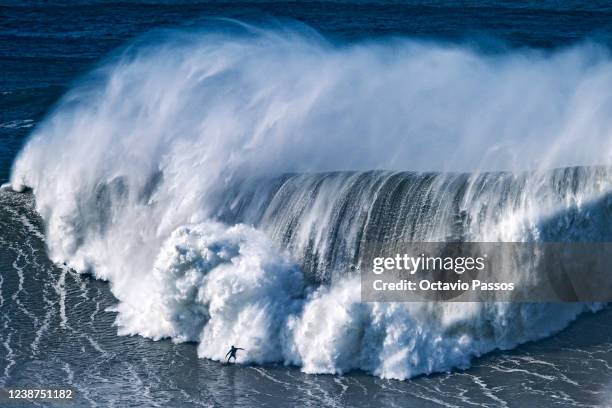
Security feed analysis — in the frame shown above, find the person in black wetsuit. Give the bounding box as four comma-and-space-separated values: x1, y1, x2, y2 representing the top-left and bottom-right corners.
225, 345, 244, 363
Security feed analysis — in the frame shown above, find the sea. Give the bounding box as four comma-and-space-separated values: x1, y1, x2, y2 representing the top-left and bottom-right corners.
2, 1, 612, 407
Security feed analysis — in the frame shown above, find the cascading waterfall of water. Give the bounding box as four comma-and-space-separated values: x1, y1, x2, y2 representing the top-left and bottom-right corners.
219, 167, 612, 282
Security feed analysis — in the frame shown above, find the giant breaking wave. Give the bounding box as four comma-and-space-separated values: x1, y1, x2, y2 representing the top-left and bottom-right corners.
9, 21, 612, 379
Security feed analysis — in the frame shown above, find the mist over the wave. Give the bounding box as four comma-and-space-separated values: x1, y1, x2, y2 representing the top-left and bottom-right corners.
9, 21, 612, 379
12, 21, 612, 185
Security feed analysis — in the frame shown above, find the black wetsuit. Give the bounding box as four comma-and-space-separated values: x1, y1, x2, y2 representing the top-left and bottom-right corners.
226, 346, 244, 363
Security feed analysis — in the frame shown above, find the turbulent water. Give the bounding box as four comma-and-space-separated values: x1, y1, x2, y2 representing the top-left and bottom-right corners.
3, 2, 612, 406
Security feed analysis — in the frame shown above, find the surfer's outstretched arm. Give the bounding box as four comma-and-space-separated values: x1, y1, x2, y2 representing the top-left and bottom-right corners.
236, 348, 244, 350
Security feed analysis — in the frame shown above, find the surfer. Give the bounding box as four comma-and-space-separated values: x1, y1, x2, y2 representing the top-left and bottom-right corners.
226, 345, 244, 363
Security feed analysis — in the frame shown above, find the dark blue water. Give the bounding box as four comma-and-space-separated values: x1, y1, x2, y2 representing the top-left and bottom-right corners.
2, 2, 612, 407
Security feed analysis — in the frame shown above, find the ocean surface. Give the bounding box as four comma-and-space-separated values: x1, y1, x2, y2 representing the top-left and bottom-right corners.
2, 1, 612, 407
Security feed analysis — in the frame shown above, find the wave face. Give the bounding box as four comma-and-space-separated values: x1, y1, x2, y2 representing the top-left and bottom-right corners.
9, 22, 612, 379
217, 168, 612, 283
